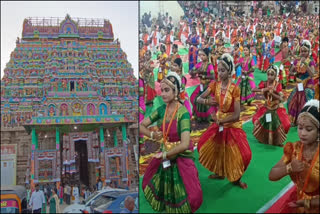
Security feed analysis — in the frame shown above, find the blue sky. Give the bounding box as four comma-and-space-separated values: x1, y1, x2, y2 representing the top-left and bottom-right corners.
1, 1, 138, 78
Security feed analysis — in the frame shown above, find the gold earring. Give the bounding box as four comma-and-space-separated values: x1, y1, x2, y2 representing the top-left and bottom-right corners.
175, 97, 178, 101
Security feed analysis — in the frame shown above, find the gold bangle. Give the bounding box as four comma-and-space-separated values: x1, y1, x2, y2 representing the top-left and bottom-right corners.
304, 199, 311, 209
286, 163, 292, 174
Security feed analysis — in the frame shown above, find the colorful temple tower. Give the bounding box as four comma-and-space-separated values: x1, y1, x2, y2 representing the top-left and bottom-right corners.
1, 15, 139, 190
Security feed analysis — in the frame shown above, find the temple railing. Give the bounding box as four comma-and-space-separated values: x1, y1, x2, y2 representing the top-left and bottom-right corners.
25, 17, 108, 27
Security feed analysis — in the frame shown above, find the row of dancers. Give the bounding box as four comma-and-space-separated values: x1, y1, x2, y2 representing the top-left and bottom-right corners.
139, 51, 319, 212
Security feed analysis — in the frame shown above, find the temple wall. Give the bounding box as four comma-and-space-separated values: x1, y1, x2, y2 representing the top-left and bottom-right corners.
1, 128, 31, 185
1, 126, 138, 189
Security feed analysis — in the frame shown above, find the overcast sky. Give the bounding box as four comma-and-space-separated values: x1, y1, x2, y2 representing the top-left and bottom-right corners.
0, 1, 138, 79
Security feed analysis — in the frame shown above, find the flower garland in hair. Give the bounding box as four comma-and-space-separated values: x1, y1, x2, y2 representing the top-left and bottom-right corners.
301, 40, 312, 56
298, 99, 320, 129
267, 64, 280, 82
162, 72, 182, 100
220, 53, 235, 76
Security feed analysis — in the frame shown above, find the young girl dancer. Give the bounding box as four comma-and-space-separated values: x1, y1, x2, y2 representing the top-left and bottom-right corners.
252, 65, 291, 146
189, 48, 217, 130
235, 45, 256, 106
141, 50, 157, 107
171, 58, 192, 116
140, 73, 203, 213
157, 44, 169, 82
287, 40, 315, 125
269, 100, 319, 213
197, 53, 252, 189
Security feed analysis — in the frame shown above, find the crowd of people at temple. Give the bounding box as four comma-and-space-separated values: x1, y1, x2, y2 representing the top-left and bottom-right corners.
139, 1, 319, 213
26, 178, 124, 213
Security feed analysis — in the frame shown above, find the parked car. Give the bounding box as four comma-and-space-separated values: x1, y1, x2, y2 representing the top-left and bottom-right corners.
91, 192, 138, 214
63, 188, 127, 213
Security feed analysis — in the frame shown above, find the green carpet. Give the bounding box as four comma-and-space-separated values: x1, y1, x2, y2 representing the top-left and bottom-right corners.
139, 121, 298, 213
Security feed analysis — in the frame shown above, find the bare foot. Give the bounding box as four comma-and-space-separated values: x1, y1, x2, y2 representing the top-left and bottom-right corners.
208, 174, 225, 179
233, 180, 248, 189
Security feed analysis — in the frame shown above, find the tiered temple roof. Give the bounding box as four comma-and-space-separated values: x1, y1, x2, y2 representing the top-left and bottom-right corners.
1, 14, 138, 131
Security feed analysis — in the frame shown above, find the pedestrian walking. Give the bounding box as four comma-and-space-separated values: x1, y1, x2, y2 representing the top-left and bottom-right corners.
29, 184, 46, 214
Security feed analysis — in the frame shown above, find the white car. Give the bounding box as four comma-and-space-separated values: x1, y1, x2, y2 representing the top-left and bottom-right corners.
63, 188, 127, 213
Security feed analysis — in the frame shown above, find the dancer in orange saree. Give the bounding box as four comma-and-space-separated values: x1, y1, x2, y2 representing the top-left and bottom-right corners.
269, 100, 319, 213
197, 53, 252, 189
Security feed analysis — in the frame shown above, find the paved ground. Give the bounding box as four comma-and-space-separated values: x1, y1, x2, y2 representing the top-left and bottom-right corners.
46, 196, 84, 213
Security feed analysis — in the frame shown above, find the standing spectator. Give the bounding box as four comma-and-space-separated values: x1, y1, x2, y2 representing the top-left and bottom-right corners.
63, 183, 67, 203
58, 184, 63, 205
72, 184, 80, 204
84, 187, 91, 200
92, 184, 97, 192
49, 188, 61, 213
43, 184, 48, 200
29, 184, 45, 214
45, 183, 51, 202
26, 184, 31, 205
65, 183, 71, 205
96, 178, 103, 190
121, 196, 135, 213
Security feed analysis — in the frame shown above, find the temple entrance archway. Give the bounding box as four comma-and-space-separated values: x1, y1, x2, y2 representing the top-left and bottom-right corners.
75, 140, 89, 187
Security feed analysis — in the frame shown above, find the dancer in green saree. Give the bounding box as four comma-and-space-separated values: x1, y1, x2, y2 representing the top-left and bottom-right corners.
140, 72, 203, 213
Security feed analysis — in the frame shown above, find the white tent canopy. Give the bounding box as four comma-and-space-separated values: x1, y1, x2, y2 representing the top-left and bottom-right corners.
140, 1, 184, 25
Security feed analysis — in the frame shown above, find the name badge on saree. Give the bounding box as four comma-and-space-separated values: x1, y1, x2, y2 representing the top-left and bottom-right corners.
266, 113, 272, 122
297, 83, 304, 91
200, 84, 204, 92
163, 160, 171, 169
242, 75, 245, 79
279, 64, 284, 70
219, 126, 224, 132
159, 68, 162, 73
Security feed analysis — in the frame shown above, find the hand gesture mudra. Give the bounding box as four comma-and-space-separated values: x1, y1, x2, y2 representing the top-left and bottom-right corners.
153, 131, 162, 141
211, 113, 217, 121
207, 97, 217, 106
291, 158, 305, 173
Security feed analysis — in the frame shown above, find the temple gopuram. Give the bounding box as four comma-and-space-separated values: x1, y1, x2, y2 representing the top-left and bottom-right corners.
0, 14, 139, 190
